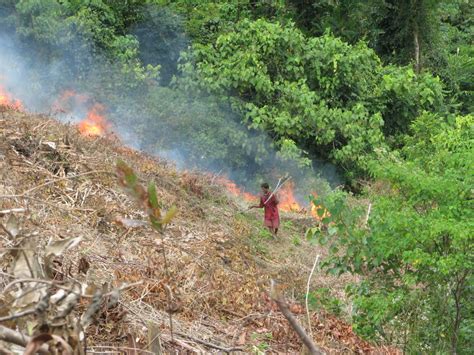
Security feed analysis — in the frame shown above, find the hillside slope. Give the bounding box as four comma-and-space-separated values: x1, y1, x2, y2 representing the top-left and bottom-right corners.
0, 110, 396, 353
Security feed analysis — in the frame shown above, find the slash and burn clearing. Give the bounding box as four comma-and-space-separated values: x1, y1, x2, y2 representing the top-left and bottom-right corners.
0, 109, 396, 353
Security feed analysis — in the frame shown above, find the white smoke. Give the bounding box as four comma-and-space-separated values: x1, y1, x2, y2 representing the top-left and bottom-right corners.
0, 19, 340, 204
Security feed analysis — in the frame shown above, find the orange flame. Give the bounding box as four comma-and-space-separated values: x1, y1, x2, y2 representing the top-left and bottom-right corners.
310, 193, 330, 221
0, 84, 23, 111
52, 90, 111, 137
217, 177, 257, 203
278, 181, 302, 212
218, 177, 307, 212
77, 103, 110, 137
220, 177, 330, 218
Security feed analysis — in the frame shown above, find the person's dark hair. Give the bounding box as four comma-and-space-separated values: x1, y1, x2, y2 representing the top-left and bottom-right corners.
261, 182, 269, 189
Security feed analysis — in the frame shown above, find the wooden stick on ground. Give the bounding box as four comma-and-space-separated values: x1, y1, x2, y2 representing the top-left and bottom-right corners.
0, 325, 49, 355
175, 332, 244, 353
271, 281, 324, 355
0, 208, 26, 216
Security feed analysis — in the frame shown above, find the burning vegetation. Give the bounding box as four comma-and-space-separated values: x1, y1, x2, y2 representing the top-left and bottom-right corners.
218, 176, 328, 219
0, 83, 23, 111
0, 74, 329, 224
219, 176, 305, 213
1, 84, 111, 137
278, 181, 302, 212
76, 103, 110, 137
0, 81, 327, 221
53, 90, 111, 137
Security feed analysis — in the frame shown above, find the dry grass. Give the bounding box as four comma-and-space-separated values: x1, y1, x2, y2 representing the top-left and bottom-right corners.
0, 109, 399, 354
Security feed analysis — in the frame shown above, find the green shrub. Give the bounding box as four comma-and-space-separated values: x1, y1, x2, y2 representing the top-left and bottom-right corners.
308, 113, 473, 352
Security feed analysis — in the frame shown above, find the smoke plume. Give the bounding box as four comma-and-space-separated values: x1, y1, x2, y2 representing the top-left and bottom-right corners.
0, 10, 340, 205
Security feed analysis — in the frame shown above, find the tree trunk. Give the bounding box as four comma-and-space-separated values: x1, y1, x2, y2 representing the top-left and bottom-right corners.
451, 272, 468, 354
413, 22, 421, 73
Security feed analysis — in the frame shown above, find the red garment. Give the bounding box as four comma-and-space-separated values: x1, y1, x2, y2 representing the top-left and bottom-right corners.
260, 192, 280, 228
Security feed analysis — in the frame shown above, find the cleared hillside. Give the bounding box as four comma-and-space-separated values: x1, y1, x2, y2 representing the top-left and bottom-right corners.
0, 109, 397, 353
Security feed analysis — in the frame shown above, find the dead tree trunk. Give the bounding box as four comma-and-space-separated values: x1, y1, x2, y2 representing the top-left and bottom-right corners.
414, 22, 421, 73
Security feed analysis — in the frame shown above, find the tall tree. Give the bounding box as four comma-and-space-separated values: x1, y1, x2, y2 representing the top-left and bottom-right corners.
376, 0, 440, 72
286, 0, 442, 72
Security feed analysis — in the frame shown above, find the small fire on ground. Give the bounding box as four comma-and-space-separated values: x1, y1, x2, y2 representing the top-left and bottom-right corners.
0, 84, 23, 111
278, 181, 301, 212
53, 90, 111, 137
216, 177, 257, 203
77, 104, 110, 137
0, 85, 111, 137
218, 177, 328, 219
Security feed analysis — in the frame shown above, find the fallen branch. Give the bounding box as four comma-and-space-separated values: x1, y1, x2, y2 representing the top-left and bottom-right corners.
20, 170, 112, 196
0, 195, 95, 212
0, 208, 26, 216
3, 278, 141, 298
3, 278, 70, 294
0, 308, 36, 322
161, 335, 202, 353
175, 332, 244, 353
0, 325, 49, 354
24, 334, 72, 355
0, 292, 50, 322
271, 281, 324, 355
305, 254, 320, 340
87, 345, 155, 355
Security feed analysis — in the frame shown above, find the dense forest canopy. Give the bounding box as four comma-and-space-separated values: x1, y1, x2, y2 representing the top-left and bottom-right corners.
0, 0, 472, 353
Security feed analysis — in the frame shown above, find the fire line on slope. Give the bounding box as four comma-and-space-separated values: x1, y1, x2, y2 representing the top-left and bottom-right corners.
0, 81, 328, 220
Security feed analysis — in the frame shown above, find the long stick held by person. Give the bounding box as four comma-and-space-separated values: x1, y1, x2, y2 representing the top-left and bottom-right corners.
250, 182, 280, 237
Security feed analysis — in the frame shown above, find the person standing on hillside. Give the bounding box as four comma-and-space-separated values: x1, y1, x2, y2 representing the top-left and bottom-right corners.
249, 182, 280, 238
